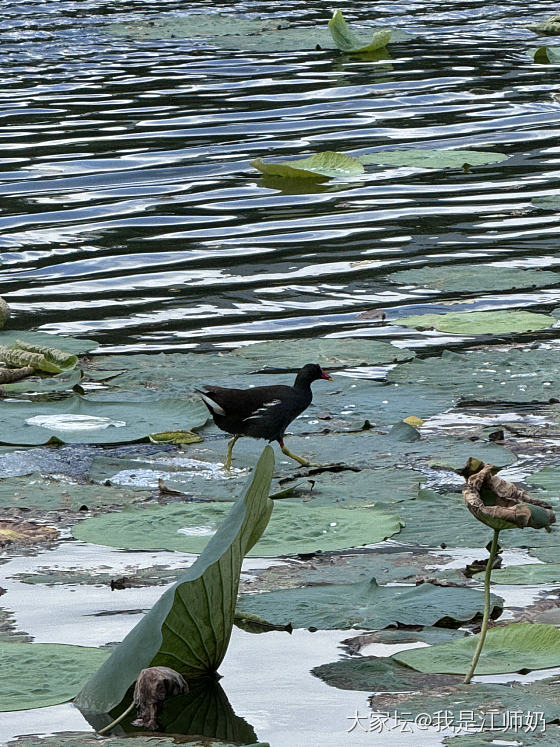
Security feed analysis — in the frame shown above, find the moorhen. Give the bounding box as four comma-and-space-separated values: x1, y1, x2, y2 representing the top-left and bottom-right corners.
197, 363, 332, 469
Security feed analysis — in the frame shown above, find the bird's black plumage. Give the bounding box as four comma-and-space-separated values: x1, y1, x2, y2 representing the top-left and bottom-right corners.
197, 363, 331, 467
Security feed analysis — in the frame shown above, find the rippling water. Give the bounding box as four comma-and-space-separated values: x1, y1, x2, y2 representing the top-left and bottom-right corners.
1, 0, 560, 352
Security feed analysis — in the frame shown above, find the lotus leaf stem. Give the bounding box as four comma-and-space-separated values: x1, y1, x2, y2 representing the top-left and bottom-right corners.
97, 700, 135, 735
463, 528, 500, 684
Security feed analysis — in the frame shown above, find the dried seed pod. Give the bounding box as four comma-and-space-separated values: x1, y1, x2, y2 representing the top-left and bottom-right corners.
132, 665, 188, 730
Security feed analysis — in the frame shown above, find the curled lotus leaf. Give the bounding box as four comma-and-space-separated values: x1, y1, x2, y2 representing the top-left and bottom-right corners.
328, 10, 391, 53
0, 346, 67, 374
461, 459, 556, 532
0, 330, 97, 355
251, 152, 365, 181
533, 46, 560, 63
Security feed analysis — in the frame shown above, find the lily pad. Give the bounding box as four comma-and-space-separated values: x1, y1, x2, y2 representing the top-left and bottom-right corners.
7, 737, 268, 747
2, 369, 82, 394
237, 578, 501, 630
393, 622, 560, 674
76, 447, 275, 715
388, 347, 560, 404
395, 311, 554, 335
533, 46, 560, 63
328, 10, 391, 53
533, 194, 560, 209
387, 265, 559, 294
251, 152, 365, 181
359, 149, 507, 169
232, 338, 414, 370
0, 641, 109, 711
483, 563, 560, 585
0, 396, 208, 445
72, 500, 402, 556
0, 474, 151, 511
313, 655, 462, 692
444, 729, 560, 746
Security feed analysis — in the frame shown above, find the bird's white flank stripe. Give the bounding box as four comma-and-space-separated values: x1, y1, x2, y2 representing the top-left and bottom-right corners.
243, 399, 281, 422
200, 393, 226, 416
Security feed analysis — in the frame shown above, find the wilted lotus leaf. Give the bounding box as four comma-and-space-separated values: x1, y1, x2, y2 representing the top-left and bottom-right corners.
527, 14, 560, 35
393, 622, 560, 675
236, 578, 502, 630
131, 666, 188, 730
0, 520, 58, 549
387, 264, 559, 293
0, 298, 9, 328
461, 459, 556, 532
148, 430, 202, 445
395, 310, 554, 335
0, 330, 97, 355
0, 345, 75, 375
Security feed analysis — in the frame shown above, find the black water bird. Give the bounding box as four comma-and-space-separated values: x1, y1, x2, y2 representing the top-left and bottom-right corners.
197, 363, 332, 468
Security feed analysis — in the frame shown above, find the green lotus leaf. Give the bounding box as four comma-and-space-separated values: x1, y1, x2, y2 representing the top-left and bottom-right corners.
237, 578, 502, 630
0, 297, 10, 328
75, 446, 275, 715
328, 10, 391, 53
371, 675, 560, 730
527, 465, 560, 504
0, 395, 208, 445
0, 330, 97, 355
232, 337, 414, 370
359, 149, 507, 169
533, 194, 560, 209
0, 641, 109, 711
2, 369, 82, 394
251, 152, 364, 181
528, 15, 560, 35
0, 473, 151, 511
388, 346, 560, 404
533, 46, 560, 62
396, 310, 554, 335
312, 655, 462, 692
482, 563, 560, 585
393, 622, 560, 674
72, 500, 402, 556
387, 264, 559, 293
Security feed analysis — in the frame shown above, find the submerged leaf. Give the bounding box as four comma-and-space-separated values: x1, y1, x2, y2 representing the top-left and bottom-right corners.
75, 446, 275, 715
396, 310, 554, 335
328, 10, 391, 53
251, 152, 364, 181
393, 622, 560, 674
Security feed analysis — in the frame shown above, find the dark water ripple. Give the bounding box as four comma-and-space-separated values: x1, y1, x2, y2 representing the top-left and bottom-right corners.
1, 0, 560, 351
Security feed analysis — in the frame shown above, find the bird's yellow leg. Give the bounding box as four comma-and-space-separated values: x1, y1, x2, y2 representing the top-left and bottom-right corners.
225, 435, 239, 470
278, 439, 311, 467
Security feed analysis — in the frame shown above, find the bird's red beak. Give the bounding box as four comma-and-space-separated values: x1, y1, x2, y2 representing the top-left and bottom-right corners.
321, 369, 333, 381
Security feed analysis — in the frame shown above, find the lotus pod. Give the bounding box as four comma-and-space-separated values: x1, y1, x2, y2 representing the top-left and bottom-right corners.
461, 460, 556, 531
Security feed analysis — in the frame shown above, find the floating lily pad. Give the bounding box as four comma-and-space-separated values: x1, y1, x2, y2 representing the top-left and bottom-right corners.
232, 338, 414, 370
533, 46, 560, 63
237, 578, 501, 630
393, 622, 560, 674
444, 731, 560, 747
0, 641, 109, 710
0, 474, 151, 511
72, 500, 402, 556
7, 737, 268, 747
527, 466, 560, 505
484, 563, 560, 585
0, 396, 208, 445
372, 675, 560, 728
2, 369, 82, 394
251, 152, 365, 181
359, 149, 507, 169
387, 265, 559, 294
313, 655, 462, 692
396, 311, 554, 335
343, 626, 464, 651
388, 347, 560, 403
328, 10, 391, 53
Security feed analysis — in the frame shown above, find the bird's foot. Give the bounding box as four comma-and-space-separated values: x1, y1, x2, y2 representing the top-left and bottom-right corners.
280, 444, 312, 467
